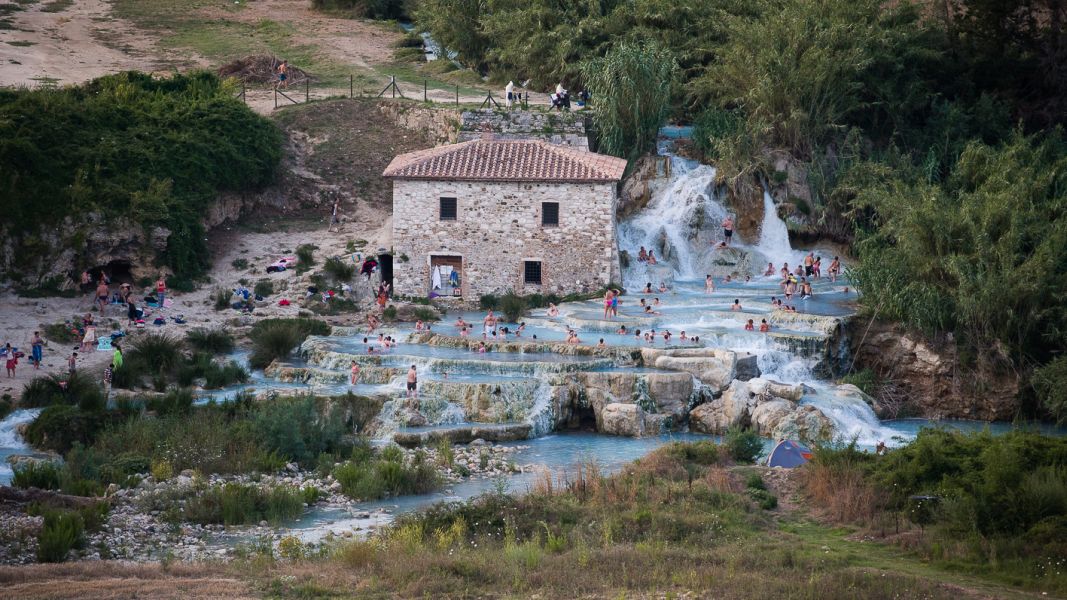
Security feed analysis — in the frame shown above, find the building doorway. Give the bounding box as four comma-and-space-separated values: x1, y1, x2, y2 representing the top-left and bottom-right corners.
378, 253, 393, 289
430, 255, 463, 297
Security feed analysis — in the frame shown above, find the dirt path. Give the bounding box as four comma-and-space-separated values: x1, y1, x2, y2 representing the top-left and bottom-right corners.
0, 0, 160, 87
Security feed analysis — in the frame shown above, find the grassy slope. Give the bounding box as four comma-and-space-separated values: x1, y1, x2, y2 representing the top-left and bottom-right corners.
0, 450, 1048, 599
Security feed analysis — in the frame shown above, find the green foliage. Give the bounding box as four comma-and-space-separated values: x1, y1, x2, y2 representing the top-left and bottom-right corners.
0, 395, 11, 421
25, 405, 106, 454
497, 293, 526, 323
248, 318, 330, 369
323, 257, 355, 282
310, 0, 411, 20
252, 396, 348, 465
253, 279, 274, 298
145, 388, 195, 416
183, 483, 306, 525
839, 369, 878, 396
1034, 356, 1067, 424
0, 71, 282, 282
36, 510, 84, 563
851, 132, 1067, 372
412, 307, 438, 322
231, 258, 249, 270
296, 244, 317, 269
21, 372, 105, 411
213, 288, 232, 311
127, 332, 185, 374
12, 461, 63, 490
724, 426, 763, 464
333, 447, 441, 501
478, 294, 499, 311
42, 322, 79, 344
185, 328, 234, 354
382, 305, 398, 321
581, 40, 677, 159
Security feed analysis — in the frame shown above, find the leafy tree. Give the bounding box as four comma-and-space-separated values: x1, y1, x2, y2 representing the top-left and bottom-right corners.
581, 40, 677, 159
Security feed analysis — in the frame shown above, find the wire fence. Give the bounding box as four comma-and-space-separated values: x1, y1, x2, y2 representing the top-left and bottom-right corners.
233, 74, 549, 111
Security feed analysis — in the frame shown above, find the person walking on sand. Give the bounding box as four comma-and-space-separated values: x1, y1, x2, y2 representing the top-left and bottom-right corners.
30, 331, 44, 370
406, 364, 418, 400
329, 198, 341, 232
67, 351, 77, 375
722, 215, 734, 246
350, 360, 361, 385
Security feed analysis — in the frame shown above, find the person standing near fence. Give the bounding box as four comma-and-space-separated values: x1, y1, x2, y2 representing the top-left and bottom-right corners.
505, 80, 514, 109
277, 60, 289, 89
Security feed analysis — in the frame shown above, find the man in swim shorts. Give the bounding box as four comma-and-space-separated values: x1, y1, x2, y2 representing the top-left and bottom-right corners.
722, 215, 734, 246
406, 364, 418, 400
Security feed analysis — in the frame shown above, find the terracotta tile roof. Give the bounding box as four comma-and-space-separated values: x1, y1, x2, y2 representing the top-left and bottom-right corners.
383, 139, 627, 183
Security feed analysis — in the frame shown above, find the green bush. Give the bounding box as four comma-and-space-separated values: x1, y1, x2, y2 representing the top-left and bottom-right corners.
213, 288, 232, 311
146, 388, 195, 416
231, 258, 249, 270
127, 332, 185, 374
21, 372, 105, 411
1033, 356, 1067, 424
311, 0, 411, 20
333, 448, 440, 500
36, 510, 84, 563
253, 279, 275, 298
324, 257, 355, 282
478, 294, 499, 311
0, 395, 11, 421
498, 293, 527, 323
724, 427, 763, 464
42, 322, 79, 344
749, 488, 778, 510
12, 461, 62, 490
25, 405, 106, 454
203, 360, 249, 389
382, 306, 397, 321
412, 307, 438, 322
185, 328, 234, 354
296, 244, 317, 269
0, 71, 282, 283
248, 318, 329, 369
839, 369, 878, 395
252, 396, 348, 465
183, 483, 306, 526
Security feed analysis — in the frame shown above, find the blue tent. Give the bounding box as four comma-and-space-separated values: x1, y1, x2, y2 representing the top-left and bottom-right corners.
767, 440, 812, 468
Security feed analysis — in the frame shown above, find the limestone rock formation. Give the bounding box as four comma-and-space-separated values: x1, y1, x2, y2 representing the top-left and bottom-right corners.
688, 377, 833, 443
600, 403, 646, 437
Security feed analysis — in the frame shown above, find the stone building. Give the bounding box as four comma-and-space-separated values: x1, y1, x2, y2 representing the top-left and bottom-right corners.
383, 138, 627, 298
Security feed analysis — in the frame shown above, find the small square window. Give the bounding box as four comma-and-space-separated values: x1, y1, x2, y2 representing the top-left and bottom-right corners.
524, 261, 542, 285
439, 197, 457, 221
541, 202, 559, 226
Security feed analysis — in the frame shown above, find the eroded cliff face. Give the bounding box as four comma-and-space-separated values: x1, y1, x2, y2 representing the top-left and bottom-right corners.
848, 318, 1022, 421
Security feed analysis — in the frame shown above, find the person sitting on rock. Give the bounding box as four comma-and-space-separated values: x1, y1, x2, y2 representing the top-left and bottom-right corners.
759, 319, 770, 332
638, 246, 648, 262
744, 319, 754, 331
764, 262, 775, 276
647, 250, 658, 265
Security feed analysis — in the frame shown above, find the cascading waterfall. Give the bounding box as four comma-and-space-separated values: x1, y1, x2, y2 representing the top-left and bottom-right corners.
616, 157, 726, 288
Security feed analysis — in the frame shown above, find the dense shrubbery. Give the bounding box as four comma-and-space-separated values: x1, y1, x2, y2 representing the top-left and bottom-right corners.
803, 430, 1067, 591
249, 318, 330, 369
311, 0, 411, 20
0, 71, 282, 284
183, 483, 307, 526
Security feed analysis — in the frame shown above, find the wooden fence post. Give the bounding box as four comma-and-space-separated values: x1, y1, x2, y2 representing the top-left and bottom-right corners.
350, 75, 354, 99
305, 78, 310, 103
455, 85, 459, 105
424, 79, 427, 103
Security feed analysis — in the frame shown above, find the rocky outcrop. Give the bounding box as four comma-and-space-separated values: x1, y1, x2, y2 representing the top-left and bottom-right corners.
640, 347, 759, 393
688, 377, 833, 443
618, 155, 666, 219
457, 110, 587, 147
848, 318, 1022, 420
600, 403, 646, 437
379, 102, 461, 145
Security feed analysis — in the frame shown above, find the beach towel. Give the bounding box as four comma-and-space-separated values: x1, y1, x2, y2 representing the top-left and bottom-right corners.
96, 337, 113, 351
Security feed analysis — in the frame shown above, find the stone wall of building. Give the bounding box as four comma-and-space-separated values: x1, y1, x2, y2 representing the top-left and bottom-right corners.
392, 179, 619, 298
457, 110, 588, 148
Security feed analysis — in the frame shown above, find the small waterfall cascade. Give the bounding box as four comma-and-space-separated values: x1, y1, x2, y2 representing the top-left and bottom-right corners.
0, 408, 44, 485
754, 188, 797, 267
